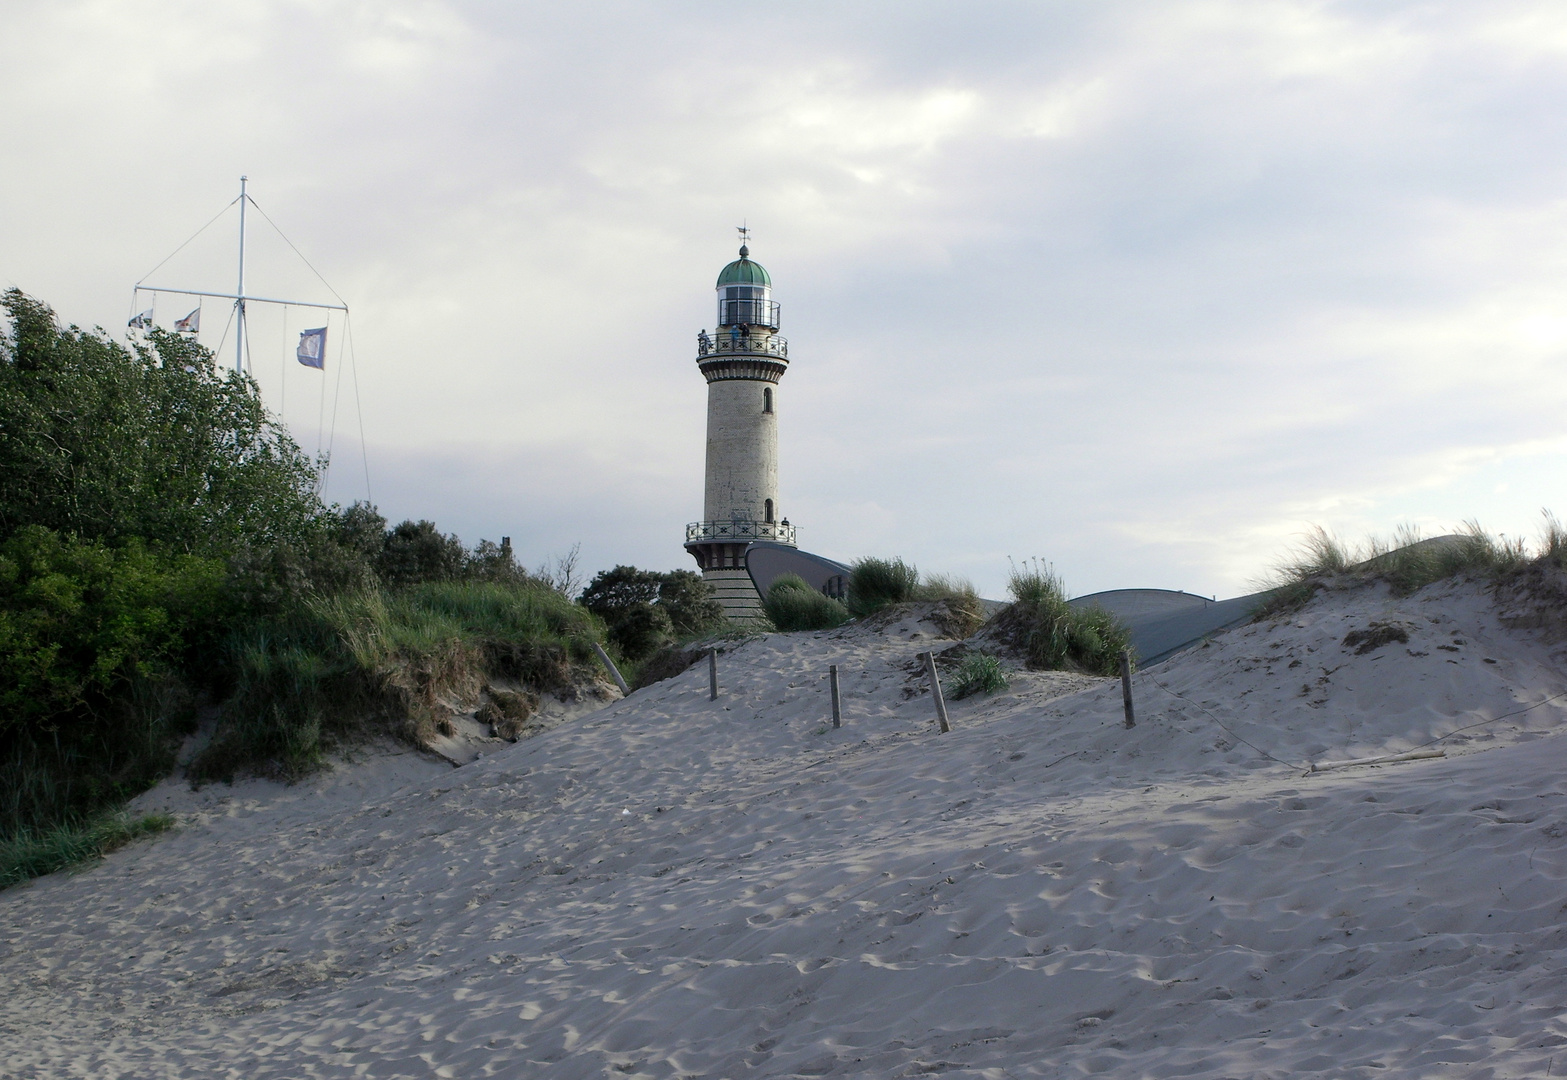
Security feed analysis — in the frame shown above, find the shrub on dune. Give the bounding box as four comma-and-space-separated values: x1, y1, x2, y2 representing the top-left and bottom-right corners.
764, 574, 850, 631
1002, 559, 1131, 676
846, 557, 920, 617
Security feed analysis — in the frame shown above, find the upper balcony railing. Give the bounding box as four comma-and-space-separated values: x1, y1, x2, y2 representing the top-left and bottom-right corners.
696, 330, 788, 360
718, 297, 780, 329
685, 520, 797, 546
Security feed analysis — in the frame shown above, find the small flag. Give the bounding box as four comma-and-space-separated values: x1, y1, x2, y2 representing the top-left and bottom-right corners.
128, 309, 153, 329
297, 326, 327, 369
174, 307, 200, 334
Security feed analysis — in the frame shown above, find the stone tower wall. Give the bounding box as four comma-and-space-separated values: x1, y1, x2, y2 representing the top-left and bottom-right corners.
703, 379, 779, 525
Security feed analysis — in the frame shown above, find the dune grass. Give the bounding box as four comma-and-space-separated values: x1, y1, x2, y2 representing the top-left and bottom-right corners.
193, 579, 604, 781
846, 558, 920, 617
948, 651, 1010, 699
1257, 518, 1545, 617
764, 574, 852, 631
1003, 559, 1132, 676
843, 559, 986, 637
0, 810, 174, 890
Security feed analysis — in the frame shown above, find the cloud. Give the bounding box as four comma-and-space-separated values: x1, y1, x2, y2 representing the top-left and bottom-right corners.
5, 0, 1567, 599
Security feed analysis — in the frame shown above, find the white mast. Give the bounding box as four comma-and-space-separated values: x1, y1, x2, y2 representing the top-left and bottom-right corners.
134, 176, 347, 362
235, 175, 248, 373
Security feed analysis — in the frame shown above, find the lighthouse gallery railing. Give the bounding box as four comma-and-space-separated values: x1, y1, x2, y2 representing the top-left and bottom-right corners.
685, 520, 797, 545
696, 332, 788, 359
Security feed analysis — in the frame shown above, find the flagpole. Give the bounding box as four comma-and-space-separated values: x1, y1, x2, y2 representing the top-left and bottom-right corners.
236, 175, 248, 373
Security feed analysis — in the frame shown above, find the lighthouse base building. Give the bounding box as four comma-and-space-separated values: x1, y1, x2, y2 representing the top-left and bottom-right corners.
683, 241, 795, 620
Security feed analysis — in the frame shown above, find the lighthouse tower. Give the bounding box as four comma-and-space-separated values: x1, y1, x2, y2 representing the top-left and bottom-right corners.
684, 237, 796, 619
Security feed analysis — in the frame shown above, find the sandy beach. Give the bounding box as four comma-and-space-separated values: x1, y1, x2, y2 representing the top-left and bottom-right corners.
3, 578, 1567, 1078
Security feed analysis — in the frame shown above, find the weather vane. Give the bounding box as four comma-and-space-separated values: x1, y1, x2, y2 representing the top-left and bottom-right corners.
736, 222, 751, 247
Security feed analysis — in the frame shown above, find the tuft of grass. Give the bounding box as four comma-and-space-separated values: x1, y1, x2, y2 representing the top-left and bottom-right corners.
1542, 510, 1567, 569
914, 573, 986, 638
1007, 557, 1062, 606
1002, 559, 1133, 676
193, 579, 604, 781
1258, 519, 1537, 618
948, 651, 1010, 699
0, 811, 173, 890
914, 572, 977, 604
764, 574, 852, 632
846, 557, 920, 617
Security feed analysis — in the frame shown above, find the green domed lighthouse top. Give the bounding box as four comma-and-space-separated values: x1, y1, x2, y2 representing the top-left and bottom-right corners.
716, 245, 772, 288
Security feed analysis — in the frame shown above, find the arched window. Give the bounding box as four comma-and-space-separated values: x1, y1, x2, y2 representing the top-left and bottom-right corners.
765, 499, 775, 523
762, 387, 773, 413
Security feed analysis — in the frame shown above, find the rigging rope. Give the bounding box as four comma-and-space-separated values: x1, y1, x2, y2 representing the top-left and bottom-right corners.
1141, 669, 1309, 771
279, 304, 288, 419
241, 310, 255, 384
212, 302, 238, 364
245, 196, 349, 308
315, 312, 329, 466
346, 315, 372, 503
322, 310, 350, 495
1406, 687, 1567, 752
135, 197, 241, 285
1140, 664, 1567, 773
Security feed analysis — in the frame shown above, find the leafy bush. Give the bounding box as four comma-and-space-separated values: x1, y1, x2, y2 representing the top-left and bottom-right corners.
948, 651, 1009, 699
764, 574, 851, 631
578, 565, 724, 661
0, 527, 225, 832
0, 527, 224, 732
1002, 559, 1132, 676
657, 570, 727, 637
605, 603, 674, 662
846, 557, 920, 617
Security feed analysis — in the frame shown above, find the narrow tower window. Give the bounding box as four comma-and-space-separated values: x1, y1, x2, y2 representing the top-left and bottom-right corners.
765, 499, 775, 523
763, 387, 773, 413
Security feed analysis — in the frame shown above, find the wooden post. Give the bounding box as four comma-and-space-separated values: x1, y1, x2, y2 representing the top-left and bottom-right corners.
1119, 649, 1135, 729
924, 652, 951, 733
709, 648, 719, 701
829, 664, 841, 728
592, 641, 629, 696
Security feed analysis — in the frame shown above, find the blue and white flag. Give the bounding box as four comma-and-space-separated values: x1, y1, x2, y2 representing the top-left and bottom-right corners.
174, 307, 200, 334
127, 309, 153, 329
297, 326, 327, 369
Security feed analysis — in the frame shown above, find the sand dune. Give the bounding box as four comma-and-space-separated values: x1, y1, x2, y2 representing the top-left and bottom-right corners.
3, 579, 1567, 1078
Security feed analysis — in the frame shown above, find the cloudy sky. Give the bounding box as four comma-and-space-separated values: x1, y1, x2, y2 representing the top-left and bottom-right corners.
4, 0, 1567, 599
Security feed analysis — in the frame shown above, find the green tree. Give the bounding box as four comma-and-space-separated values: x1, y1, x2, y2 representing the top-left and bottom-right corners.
377, 519, 467, 587
658, 570, 726, 636
579, 566, 723, 661
0, 289, 325, 553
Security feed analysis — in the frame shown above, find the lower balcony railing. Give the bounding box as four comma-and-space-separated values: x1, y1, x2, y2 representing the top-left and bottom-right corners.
685, 520, 796, 546
696, 332, 788, 359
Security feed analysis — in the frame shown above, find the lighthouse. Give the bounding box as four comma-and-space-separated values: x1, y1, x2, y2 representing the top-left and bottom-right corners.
684, 236, 796, 619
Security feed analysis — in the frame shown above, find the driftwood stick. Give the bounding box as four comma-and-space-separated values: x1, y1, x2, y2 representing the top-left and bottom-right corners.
1309, 749, 1445, 773
1119, 650, 1135, 729
924, 652, 951, 733
592, 642, 629, 696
